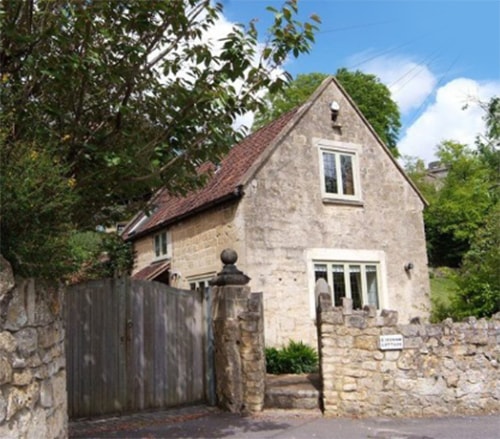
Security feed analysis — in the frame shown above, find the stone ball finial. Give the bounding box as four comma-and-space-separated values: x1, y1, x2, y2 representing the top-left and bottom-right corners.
221, 248, 238, 265
210, 248, 250, 286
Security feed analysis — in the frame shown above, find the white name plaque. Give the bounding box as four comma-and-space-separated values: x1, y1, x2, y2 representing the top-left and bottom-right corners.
379, 334, 404, 350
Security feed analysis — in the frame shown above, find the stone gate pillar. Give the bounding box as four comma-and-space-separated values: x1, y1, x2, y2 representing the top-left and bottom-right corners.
210, 249, 265, 414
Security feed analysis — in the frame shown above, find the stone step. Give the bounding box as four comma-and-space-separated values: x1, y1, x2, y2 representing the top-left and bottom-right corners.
264, 373, 321, 411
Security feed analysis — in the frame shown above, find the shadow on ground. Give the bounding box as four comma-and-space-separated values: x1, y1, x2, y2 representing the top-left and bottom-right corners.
69, 406, 315, 439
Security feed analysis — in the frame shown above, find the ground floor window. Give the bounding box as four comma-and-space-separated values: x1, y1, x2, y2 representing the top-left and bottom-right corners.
188, 274, 216, 292
307, 249, 387, 316
314, 262, 380, 308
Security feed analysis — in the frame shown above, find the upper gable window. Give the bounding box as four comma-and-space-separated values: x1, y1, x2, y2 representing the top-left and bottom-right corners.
153, 230, 171, 260
317, 140, 362, 203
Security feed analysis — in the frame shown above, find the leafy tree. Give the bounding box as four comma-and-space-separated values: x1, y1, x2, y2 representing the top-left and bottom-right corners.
450, 202, 500, 319
447, 96, 500, 319
253, 72, 328, 128
67, 231, 134, 284
423, 141, 494, 267
411, 97, 500, 320
0, 0, 319, 278
254, 69, 401, 156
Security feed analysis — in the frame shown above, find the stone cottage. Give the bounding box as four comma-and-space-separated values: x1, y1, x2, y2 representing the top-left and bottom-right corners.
122, 76, 431, 346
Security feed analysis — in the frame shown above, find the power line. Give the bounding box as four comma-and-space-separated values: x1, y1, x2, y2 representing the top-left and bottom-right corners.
401, 54, 461, 133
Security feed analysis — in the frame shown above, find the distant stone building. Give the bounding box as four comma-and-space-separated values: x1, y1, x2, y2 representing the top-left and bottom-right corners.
122, 77, 431, 346
425, 161, 448, 187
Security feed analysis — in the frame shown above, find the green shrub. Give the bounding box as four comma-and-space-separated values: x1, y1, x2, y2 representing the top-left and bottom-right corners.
265, 340, 318, 374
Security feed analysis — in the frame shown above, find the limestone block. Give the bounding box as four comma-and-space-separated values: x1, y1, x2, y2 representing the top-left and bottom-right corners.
342, 298, 353, 315
336, 336, 354, 348
0, 357, 12, 385
444, 372, 459, 388
238, 317, 258, 333
51, 372, 67, 411
380, 310, 398, 326
3, 290, 28, 331
347, 315, 367, 329
0, 421, 19, 439
342, 382, 357, 392
415, 376, 447, 396
320, 310, 344, 325
0, 332, 16, 353
359, 372, 383, 391
353, 335, 377, 350
14, 328, 38, 357
397, 351, 418, 370
345, 368, 368, 378
384, 350, 400, 361
37, 323, 64, 349
40, 380, 53, 408
394, 378, 415, 390
341, 389, 366, 401
6, 382, 40, 421
465, 329, 489, 346
426, 325, 444, 337
360, 360, 378, 371
46, 407, 68, 439
12, 369, 33, 386
0, 256, 15, 303
26, 407, 47, 439
399, 324, 426, 337
404, 337, 428, 352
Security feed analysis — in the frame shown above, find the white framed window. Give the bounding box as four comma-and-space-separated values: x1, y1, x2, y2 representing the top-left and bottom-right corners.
316, 139, 362, 202
188, 273, 216, 292
314, 262, 380, 308
153, 230, 171, 260
307, 248, 387, 316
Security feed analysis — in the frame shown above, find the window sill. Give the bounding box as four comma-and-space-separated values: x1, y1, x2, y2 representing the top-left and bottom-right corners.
322, 197, 364, 207
153, 255, 171, 262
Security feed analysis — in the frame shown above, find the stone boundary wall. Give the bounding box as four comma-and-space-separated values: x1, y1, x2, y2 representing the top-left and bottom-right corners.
0, 257, 67, 439
317, 293, 500, 417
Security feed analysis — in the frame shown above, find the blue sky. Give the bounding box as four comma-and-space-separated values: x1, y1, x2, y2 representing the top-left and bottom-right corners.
218, 0, 500, 164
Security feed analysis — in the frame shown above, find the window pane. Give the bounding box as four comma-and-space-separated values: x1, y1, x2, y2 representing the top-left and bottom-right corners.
341, 154, 354, 195
161, 232, 167, 255
332, 265, 345, 306
323, 152, 338, 194
349, 265, 362, 309
314, 264, 327, 282
366, 265, 379, 308
154, 235, 160, 257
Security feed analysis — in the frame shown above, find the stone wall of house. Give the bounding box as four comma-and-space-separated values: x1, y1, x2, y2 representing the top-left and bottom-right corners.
317, 293, 500, 417
131, 235, 154, 275
240, 78, 430, 347
0, 257, 67, 439
131, 202, 244, 282
170, 202, 245, 288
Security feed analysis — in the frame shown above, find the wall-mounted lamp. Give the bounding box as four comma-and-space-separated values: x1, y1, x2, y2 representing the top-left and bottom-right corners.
404, 262, 414, 272
330, 101, 340, 122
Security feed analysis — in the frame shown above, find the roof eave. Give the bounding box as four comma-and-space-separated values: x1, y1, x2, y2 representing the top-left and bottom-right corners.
125, 187, 244, 242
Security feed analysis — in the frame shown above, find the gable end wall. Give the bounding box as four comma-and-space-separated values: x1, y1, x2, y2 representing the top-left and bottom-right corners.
239, 80, 430, 346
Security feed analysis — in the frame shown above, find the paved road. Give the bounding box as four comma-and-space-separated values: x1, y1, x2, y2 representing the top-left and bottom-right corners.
69, 406, 500, 439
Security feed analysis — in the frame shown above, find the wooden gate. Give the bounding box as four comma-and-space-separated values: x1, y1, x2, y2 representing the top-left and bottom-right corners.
65, 277, 215, 419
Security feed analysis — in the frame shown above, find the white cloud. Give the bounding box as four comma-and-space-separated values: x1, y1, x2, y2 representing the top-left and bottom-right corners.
398, 78, 500, 164
349, 53, 500, 165
349, 53, 437, 114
